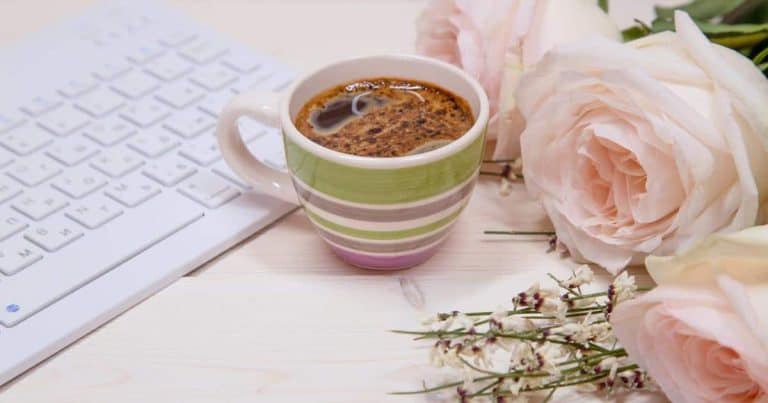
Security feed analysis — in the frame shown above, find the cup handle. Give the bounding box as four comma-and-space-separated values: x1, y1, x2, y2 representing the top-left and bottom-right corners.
216, 91, 298, 204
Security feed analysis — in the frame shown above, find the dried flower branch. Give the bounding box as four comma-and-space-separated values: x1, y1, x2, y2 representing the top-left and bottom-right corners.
393, 268, 655, 402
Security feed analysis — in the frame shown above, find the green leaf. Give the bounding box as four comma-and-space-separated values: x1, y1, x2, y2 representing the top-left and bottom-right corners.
754, 45, 768, 63
621, 25, 650, 42
655, 0, 746, 21
722, 0, 768, 23
598, 0, 609, 13
650, 19, 768, 49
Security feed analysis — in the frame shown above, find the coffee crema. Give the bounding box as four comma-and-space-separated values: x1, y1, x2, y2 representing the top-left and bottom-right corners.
294, 77, 474, 157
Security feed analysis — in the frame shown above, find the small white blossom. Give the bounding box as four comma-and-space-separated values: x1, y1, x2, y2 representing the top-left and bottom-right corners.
537, 297, 568, 322
499, 176, 513, 196
597, 356, 620, 381
461, 368, 477, 393
454, 313, 476, 331
612, 271, 637, 304
562, 265, 594, 288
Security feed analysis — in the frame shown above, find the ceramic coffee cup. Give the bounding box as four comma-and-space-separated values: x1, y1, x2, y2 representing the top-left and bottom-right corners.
216, 54, 489, 270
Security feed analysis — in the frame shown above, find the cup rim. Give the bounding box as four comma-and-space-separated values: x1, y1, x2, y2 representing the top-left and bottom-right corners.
279, 54, 489, 169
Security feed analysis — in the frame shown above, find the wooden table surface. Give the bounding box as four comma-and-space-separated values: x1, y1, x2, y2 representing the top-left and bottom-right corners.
0, 1, 667, 402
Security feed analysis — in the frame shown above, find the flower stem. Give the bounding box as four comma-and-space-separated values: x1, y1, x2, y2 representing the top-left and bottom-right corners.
484, 230, 556, 236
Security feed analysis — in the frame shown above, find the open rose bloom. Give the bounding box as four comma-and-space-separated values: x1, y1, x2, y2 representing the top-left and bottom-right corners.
613, 226, 768, 403
517, 12, 768, 273
415, 0, 619, 143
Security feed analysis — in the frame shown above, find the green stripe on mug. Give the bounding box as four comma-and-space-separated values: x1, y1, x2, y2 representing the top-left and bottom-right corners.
304, 204, 466, 240
285, 129, 485, 205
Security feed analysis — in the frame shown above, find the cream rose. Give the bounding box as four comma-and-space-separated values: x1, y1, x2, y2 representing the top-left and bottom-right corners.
517, 11, 768, 273
415, 0, 620, 141
612, 227, 768, 403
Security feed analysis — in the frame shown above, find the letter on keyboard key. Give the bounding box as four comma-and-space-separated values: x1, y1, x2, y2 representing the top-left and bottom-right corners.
20, 95, 62, 117
51, 168, 108, 199
90, 148, 145, 178
0, 178, 23, 204
179, 136, 221, 166
120, 101, 170, 128
143, 159, 196, 187
66, 199, 123, 229
58, 78, 98, 98
83, 118, 137, 146
189, 67, 238, 91
0, 241, 42, 276
155, 84, 204, 109
178, 172, 240, 208
126, 44, 165, 64
92, 61, 132, 81
0, 111, 26, 134
105, 179, 160, 207
37, 106, 91, 136
163, 110, 215, 139
12, 190, 68, 221
25, 224, 83, 252
1, 127, 53, 155
127, 128, 180, 158
145, 55, 193, 81
0, 192, 204, 327
75, 88, 126, 117
0, 215, 28, 241
179, 41, 227, 65
46, 137, 99, 166
6, 155, 63, 186
110, 71, 160, 99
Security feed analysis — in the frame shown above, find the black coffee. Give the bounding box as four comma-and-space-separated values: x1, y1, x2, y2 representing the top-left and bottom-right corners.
295, 77, 474, 157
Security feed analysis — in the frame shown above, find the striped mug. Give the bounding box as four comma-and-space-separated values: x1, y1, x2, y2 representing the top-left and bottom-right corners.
216, 54, 489, 270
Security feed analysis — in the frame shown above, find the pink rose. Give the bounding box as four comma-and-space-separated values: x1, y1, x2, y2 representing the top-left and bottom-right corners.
415, 0, 619, 143
612, 226, 768, 403
516, 12, 768, 272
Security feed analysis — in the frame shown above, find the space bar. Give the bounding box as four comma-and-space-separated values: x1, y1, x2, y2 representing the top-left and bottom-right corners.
0, 193, 204, 327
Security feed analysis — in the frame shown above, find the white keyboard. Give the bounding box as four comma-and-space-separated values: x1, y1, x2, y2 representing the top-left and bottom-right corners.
0, 0, 297, 385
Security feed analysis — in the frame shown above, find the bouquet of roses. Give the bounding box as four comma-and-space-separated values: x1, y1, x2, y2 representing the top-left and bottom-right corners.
397, 1, 768, 402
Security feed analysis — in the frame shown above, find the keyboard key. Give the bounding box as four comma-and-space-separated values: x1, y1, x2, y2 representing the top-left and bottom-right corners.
0, 215, 28, 241
229, 70, 273, 94
0, 148, 13, 168
144, 55, 192, 81
127, 128, 180, 158
83, 118, 137, 146
237, 118, 269, 143
120, 101, 170, 127
93, 61, 132, 81
179, 172, 240, 208
75, 88, 126, 117
264, 71, 295, 92
179, 136, 221, 166
0, 192, 204, 327
25, 223, 83, 252
110, 71, 160, 99
20, 95, 62, 117
66, 198, 123, 229
0, 111, 26, 134
90, 148, 144, 178
190, 67, 238, 91
179, 41, 227, 64
46, 137, 99, 166
12, 189, 68, 220
163, 110, 215, 139
222, 53, 263, 73
158, 31, 197, 47
0, 178, 23, 203
126, 44, 165, 64
37, 106, 91, 136
105, 179, 160, 207
0, 241, 42, 276
51, 168, 108, 199
58, 78, 98, 98
0, 127, 53, 155
143, 158, 197, 187
198, 91, 233, 117
212, 160, 251, 189
6, 156, 62, 186
155, 83, 204, 109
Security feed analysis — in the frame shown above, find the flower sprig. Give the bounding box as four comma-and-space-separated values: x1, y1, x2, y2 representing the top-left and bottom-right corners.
393, 268, 654, 402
